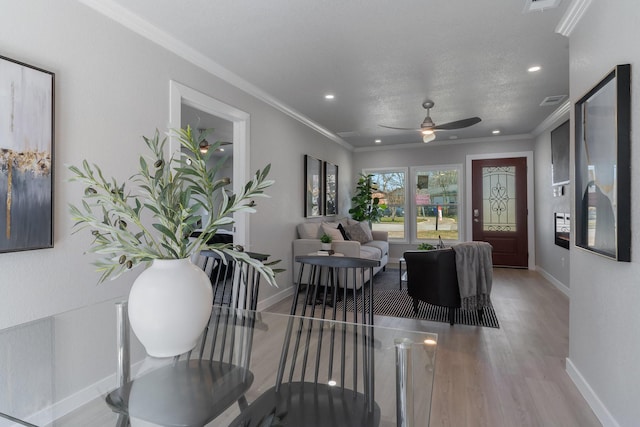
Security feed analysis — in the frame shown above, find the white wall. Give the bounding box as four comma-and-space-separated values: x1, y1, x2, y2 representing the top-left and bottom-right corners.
533, 114, 571, 292
353, 137, 534, 260
0, 0, 351, 331
568, 2, 640, 426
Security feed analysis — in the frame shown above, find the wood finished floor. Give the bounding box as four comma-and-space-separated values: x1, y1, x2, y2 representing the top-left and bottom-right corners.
52, 267, 601, 426
266, 267, 601, 427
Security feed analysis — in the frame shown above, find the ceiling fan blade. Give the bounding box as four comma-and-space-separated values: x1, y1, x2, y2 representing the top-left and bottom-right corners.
379, 124, 423, 132
433, 117, 481, 130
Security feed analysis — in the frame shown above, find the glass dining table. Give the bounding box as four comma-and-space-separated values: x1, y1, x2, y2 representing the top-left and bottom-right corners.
0, 298, 437, 427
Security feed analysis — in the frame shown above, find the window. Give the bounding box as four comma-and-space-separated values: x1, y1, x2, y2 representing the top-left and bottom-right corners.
364, 169, 407, 241
362, 165, 462, 243
413, 166, 461, 242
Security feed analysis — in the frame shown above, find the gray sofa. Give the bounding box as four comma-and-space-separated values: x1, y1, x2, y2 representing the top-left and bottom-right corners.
292, 218, 388, 290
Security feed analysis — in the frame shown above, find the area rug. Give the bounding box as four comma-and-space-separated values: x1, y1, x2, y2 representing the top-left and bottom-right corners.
338, 269, 500, 328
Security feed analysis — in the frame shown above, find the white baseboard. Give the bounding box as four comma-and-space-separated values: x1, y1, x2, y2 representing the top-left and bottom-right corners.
566, 358, 620, 427
535, 266, 570, 298
257, 285, 295, 311
12, 360, 146, 427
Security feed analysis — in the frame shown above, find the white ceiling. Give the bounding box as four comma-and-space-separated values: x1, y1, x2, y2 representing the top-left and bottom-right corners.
90, 0, 571, 149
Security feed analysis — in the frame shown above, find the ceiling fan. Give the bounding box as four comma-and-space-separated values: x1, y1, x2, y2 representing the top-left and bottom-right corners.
379, 100, 481, 143
197, 128, 232, 154
199, 140, 232, 154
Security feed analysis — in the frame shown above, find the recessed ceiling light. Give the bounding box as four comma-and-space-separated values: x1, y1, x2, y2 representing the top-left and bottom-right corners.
324, 94, 335, 100
449, 135, 458, 140
492, 129, 501, 135
528, 65, 541, 73
374, 139, 382, 144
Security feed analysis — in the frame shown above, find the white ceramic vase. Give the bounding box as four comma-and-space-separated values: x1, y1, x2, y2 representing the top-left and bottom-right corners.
321, 243, 332, 251
128, 258, 213, 358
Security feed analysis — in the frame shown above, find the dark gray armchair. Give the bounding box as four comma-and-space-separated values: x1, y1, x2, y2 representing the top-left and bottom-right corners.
403, 249, 462, 325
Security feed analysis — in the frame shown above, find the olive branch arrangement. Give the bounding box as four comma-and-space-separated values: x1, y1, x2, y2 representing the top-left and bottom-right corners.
68, 126, 280, 285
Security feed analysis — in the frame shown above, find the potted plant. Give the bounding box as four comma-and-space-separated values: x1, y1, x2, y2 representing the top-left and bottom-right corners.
68, 126, 277, 357
320, 233, 332, 251
349, 173, 383, 225
417, 243, 435, 250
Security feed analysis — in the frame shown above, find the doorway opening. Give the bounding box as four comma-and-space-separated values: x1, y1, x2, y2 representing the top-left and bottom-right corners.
169, 80, 250, 248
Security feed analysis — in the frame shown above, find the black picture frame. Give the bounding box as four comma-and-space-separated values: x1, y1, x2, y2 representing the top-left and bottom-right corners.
551, 120, 570, 185
304, 155, 323, 217
0, 55, 55, 253
324, 161, 338, 216
574, 64, 630, 261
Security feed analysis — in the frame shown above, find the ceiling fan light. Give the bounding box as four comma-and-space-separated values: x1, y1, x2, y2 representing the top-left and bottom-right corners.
421, 129, 434, 135
199, 140, 209, 154
423, 133, 436, 143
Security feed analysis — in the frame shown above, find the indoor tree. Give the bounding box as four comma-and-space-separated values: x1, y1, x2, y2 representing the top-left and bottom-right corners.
349, 173, 383, 224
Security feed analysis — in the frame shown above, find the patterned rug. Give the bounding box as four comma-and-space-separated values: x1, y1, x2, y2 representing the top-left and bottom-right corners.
339, 269, 500, 328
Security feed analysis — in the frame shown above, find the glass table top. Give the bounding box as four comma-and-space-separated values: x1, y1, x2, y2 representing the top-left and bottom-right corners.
0, 298, 437, 427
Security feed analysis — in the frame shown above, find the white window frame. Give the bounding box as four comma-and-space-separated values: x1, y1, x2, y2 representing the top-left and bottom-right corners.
363, 167, 409, 243
410, 164, 464, 244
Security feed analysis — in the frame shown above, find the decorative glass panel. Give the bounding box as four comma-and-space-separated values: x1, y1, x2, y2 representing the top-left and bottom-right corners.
482, 166, 516, 231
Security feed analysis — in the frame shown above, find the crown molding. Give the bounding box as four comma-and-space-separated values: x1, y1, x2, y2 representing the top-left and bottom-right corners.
555, 0, 593, 37
532, 100, 571, 136
77, 0, 353, 151
353, 133, 534, 153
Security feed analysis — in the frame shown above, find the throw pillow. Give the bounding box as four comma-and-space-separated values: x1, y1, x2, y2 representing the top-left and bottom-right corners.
321, 223, 344, 241
358, 221, 373, 242
337, 223, 350, 240
297, 222, 322, 239
345, 223, 370, 243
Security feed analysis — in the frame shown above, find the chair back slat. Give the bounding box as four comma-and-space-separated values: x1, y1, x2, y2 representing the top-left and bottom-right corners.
191, 250, 267, 365
274, 255, 379, 413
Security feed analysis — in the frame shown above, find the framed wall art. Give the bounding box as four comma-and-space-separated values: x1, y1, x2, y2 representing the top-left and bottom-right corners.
324, 161, 338, 216
551, 119, 570, 186
0, 55, 55, 253
304, 155, 323, 217
574, 64, 630, 261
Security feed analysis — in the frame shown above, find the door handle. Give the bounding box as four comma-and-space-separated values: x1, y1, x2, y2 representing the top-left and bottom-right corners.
473, 209, 479, 217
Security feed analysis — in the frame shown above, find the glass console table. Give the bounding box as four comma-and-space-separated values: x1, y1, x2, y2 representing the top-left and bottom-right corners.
0, 298, 437, 427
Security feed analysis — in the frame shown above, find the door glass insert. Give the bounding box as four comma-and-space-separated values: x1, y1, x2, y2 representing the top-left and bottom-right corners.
482, 166, 516, 231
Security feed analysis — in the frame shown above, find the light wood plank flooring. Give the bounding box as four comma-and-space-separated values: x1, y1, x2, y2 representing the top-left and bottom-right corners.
52, 267, 600, 426
267, 267, 601, 427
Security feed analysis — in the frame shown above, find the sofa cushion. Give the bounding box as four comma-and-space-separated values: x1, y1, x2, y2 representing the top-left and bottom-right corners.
359, 246, 380, 261
344, 223, 370, 243
321, 223, 344, 241
297, 222, 322, 239
362, 240, 388, 259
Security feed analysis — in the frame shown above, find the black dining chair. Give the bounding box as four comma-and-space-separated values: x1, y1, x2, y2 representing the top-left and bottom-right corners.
105, 251, 268, 427
229, 255, 381, 427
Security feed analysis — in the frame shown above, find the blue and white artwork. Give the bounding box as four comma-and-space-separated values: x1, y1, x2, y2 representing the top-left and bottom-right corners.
0, 56, 54, 252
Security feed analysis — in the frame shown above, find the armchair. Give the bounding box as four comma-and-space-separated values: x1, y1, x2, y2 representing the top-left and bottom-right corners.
403, 249, 462, 325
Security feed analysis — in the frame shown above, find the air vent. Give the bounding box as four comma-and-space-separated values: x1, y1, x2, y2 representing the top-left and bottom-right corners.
523, 0, 562, 13
540, 95, 567, 106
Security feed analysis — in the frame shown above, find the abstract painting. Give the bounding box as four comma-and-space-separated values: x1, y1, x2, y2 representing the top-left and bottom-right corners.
0, 55, 54, 252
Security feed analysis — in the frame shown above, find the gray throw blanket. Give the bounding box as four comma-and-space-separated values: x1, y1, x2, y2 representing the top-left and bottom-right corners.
452, 242, 493, 310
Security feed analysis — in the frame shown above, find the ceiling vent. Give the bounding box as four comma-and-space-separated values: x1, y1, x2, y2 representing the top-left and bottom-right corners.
523, 0, 562, 13
540, 95, 567, 106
